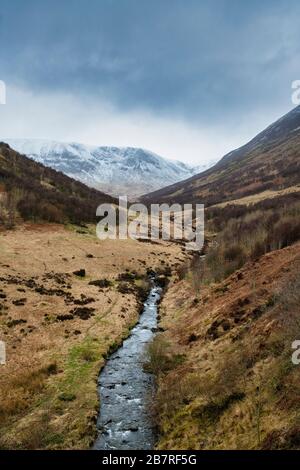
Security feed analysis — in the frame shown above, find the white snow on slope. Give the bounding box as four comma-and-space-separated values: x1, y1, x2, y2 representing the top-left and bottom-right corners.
4, 139, 215, 198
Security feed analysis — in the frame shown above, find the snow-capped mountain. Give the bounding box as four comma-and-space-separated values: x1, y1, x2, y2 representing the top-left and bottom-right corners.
4, 139, 213, 198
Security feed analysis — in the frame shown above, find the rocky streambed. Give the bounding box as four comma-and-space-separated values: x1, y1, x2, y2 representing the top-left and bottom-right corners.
94, 281, 162, 450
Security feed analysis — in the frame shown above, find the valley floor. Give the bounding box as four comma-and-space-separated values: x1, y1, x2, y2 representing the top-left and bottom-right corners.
0, 223, 184, 449
1, 223, 300, 450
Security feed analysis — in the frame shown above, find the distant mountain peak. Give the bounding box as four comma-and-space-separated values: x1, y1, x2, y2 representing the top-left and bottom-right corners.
4, 139, 214, 198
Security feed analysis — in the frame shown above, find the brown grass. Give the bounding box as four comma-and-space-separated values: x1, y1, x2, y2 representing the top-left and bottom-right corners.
0, 223, 184, 449
152, 242, 300, 450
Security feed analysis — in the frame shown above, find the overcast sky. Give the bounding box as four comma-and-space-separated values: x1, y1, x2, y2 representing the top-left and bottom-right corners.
0, 0, 299, 164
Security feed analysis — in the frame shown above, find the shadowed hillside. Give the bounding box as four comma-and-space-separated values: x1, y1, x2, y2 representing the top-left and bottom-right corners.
0, 143, 117, 227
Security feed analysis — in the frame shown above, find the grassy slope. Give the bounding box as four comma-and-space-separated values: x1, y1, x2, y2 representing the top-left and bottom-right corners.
150, 242, 300, 449
140, 106, 300, 450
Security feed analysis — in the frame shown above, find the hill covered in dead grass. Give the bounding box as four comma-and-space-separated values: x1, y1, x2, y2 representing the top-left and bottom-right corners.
148, 242, 300, 449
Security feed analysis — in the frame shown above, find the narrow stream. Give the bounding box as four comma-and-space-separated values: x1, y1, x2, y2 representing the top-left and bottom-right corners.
94, 280, 162, 450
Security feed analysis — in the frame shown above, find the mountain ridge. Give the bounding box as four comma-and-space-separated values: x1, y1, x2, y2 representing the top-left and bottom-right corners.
141, 106, 300, 206
4, 139, 212, 198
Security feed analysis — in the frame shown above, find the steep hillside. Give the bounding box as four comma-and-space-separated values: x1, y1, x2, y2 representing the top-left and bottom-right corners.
4, 139, 206, 198
150, 243, 300, 449
142, 106, 300, 206
0, 142, 116, 227
141, 106, 300, 450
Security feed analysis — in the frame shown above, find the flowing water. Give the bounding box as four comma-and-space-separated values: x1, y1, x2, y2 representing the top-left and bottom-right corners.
94, 281, 162, 450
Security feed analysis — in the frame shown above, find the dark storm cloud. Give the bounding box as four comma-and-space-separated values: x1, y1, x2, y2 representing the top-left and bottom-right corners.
1, 0, 300, 123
